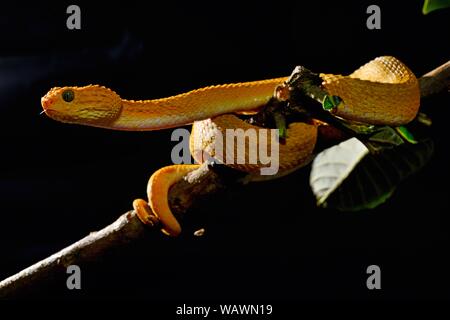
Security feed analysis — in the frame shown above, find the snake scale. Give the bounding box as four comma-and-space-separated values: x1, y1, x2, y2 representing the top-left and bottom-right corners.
41, 56, 420, 236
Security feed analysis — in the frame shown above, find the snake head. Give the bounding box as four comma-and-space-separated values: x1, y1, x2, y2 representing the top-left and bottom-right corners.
41, 85, 122, 128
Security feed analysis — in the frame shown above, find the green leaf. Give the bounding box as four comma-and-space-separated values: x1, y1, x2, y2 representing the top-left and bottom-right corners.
396, 126, 418, 144
368, 126, 405, 146
322, 95, 341, 111
310, 138, 434, 211
273, 112, 287, 140
310, 138, 370, 206
336, 118, 377, 135
423, 0, 450, 14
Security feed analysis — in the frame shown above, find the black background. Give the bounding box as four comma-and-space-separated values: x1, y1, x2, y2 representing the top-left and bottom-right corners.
0, 0, 449, 304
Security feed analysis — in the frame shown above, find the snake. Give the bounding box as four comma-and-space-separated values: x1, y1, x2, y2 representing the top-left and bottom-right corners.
41, 56, 420, 236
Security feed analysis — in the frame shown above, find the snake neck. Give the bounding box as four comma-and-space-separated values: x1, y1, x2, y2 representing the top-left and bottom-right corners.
109, 78, 287, 131
110, 99, 202, 131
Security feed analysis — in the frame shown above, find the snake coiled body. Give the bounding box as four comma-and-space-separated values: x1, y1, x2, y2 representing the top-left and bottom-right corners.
321, 56, 420, 125
41, 56, 420, 236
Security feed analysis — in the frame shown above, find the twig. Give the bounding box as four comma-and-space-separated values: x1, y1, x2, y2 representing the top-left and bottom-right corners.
0, 60, 449, 298
419, 60, 450, 97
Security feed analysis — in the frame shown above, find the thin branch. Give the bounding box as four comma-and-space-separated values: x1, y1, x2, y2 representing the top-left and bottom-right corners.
419, 60, 450, 97
0, 60, 448, 298
0, 162, 232, 298
0, 210, 148, 298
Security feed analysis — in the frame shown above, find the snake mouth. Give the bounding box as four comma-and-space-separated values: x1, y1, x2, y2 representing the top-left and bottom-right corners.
40, 96, 66, 121
42, 108, 55, 117
41, 97, 58, 120
40, 107, 73, 124
41, 96, 54, 110
40, 98, 54, 116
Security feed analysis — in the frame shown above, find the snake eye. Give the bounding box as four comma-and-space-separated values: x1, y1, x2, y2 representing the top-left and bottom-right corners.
62, 90, 74, 103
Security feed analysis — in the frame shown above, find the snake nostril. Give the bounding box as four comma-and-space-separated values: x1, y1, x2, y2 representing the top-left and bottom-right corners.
41, 97, 52, 109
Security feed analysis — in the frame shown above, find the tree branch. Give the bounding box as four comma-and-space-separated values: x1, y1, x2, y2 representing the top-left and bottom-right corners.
0, 162, 233, 298
419, 60, 450, 97
0, 210, 147, 298
1, 60, 448, 298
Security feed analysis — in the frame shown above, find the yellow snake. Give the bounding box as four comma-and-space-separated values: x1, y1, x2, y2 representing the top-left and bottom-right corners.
41, 56, 420, 236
